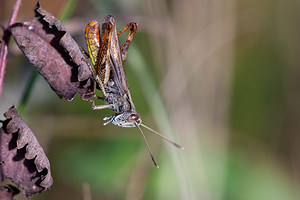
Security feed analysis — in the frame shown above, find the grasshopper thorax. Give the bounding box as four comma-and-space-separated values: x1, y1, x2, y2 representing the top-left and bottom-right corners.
104, 111, 142, 127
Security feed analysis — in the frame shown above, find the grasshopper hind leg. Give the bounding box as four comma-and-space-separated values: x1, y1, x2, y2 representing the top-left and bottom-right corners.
118, 22, 139, 63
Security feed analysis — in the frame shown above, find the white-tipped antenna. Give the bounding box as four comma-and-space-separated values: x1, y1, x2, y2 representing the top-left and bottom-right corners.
135, 123, 159, 168
140, 124, 184, 150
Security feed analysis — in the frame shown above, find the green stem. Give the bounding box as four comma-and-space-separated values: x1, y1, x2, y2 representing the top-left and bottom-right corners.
128, 45, 189, 199
59, 0, 78, 23
18, 70, 38, 116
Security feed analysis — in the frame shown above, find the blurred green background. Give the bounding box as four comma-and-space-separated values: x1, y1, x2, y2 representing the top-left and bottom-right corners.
1, 0, 300, 199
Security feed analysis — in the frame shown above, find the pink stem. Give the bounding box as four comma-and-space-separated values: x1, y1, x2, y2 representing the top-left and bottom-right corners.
0, 0, 22, 99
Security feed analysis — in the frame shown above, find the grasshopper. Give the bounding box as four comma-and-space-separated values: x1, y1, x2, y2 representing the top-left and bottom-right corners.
82, 16, 183, 168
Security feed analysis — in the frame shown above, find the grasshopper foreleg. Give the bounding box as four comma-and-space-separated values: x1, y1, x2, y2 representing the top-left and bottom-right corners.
81, 94, 111, 110
81, 78, 110, 110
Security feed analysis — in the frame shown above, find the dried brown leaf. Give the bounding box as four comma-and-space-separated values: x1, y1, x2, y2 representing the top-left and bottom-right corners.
10, 3, 92, 100
0, 106, 53, 197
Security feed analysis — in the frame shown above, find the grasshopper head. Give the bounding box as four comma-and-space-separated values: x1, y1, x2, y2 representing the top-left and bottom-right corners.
105, 111, 142, 127
103, 110, 183, 168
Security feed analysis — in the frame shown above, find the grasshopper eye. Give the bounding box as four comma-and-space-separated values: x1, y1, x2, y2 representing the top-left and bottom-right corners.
128, 113, 139, 122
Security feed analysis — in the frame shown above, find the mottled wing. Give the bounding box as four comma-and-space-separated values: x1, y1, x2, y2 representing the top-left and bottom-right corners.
85, 21, 101, 68
85, 20, 111, 91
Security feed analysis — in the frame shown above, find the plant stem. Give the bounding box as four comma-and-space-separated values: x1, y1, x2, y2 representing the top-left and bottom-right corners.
128, 45, 190, 200
18, 70, 38, 116
59, 0, 78, 23
0, 0, 22, 99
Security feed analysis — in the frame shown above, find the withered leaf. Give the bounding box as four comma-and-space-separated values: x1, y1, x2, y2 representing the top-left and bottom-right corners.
0, 106, 53, 197
10, 3, 92, 100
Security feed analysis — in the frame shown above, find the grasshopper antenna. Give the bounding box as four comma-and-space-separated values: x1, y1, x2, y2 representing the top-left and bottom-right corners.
140, 124, 184, 150
135, 123, 159, 168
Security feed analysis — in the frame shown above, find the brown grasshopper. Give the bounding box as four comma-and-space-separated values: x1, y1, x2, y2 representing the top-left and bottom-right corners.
82, 15, 183, 168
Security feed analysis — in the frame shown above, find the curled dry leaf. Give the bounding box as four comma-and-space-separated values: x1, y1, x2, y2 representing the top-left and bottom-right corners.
0, 106, 53, 197
10, 3, 92, 100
